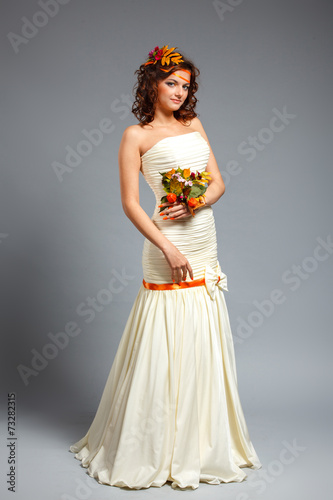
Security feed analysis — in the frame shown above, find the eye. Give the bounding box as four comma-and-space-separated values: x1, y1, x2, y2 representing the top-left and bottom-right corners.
165, 82, 189, 90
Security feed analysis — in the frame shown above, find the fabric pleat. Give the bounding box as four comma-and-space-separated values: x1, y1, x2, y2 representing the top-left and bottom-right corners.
70, 131, 262, 489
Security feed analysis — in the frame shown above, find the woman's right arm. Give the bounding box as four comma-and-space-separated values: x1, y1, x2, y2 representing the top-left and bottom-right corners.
118, 126, 193, 283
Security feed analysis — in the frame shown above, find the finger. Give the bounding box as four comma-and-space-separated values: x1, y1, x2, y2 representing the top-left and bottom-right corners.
162, 209, 179, 219
159, 202, 173, 209
158, 202, 172, 214
177, 268, 183, 284
188, 264, 194, 280
174, 212, 191, 219
160, 206, 173, 216
165, 203, 181, 213
173, 268, 181, 283
167, 206, 188, 218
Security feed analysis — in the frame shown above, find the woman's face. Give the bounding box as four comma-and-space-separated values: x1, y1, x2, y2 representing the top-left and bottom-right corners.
156, 70, 190, 112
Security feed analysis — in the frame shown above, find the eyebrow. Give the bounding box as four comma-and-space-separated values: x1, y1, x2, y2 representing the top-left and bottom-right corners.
167, 78, 188, 84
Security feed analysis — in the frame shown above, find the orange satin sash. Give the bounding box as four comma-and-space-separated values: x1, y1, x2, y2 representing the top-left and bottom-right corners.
142, 276, 221, 291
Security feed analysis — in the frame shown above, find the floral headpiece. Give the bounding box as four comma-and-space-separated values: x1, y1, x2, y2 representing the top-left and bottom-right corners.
144, 45, 184, 66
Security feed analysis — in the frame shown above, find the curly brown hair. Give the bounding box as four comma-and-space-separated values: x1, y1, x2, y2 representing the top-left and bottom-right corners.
132, 51, 200, 126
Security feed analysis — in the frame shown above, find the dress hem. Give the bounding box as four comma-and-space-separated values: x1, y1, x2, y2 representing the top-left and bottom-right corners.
69, 443, 261, 490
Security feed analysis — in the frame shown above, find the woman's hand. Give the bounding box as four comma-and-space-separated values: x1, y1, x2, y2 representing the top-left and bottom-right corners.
159, 201, 191, 220
162, 242, 193, 283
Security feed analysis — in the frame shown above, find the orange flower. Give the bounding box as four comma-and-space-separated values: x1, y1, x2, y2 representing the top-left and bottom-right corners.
188, 197, 198, 208
167, 193, 177, 203
165, 168, 176, 179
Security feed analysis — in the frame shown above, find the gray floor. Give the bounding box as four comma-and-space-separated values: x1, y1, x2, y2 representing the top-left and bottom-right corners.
1, 406, 330, 500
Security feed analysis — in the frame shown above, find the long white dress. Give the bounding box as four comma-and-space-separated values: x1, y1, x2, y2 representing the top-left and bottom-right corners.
69, 131, 262, 489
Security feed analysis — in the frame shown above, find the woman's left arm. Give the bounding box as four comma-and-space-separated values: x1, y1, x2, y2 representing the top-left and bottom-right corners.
192, 117, 225, 207
160, 118, 225, 220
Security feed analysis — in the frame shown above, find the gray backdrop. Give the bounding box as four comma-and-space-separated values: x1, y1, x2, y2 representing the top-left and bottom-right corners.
1, 0, 332, 499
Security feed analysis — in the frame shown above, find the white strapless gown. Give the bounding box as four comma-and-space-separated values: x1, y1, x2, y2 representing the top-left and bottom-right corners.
69, 131, 262, 490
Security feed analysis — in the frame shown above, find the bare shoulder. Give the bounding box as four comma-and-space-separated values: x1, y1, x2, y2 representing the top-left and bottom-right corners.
190, 116, 203, 128
118, 124, 144, 157
120, 124, 143, 143
190, 117, 210, 143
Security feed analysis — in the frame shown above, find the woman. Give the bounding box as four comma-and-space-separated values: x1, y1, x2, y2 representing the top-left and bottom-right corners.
70, 44, 262, 490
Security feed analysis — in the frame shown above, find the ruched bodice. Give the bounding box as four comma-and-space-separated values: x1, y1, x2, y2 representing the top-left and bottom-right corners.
141, 131, 218, 284
141, 131, 210, 214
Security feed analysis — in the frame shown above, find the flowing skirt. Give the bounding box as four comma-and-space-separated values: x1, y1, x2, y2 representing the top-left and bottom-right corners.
70, 275, 262, 489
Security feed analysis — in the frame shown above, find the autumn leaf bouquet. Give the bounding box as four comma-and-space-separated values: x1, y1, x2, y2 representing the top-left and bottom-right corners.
158, 167, 211, 217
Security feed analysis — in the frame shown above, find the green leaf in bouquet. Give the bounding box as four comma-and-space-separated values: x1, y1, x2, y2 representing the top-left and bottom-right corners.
188, 184, 205, 198
158, 195, 168, 212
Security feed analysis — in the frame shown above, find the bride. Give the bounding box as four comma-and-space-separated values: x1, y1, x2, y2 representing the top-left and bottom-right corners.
70, 44, 262, 490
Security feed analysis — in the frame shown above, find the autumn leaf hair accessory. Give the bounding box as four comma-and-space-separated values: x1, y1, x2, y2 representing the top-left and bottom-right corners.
144, 45, 184, 66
